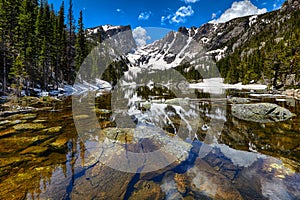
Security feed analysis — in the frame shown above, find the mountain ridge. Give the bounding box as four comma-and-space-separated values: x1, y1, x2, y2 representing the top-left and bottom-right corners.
85, 0, 300, 88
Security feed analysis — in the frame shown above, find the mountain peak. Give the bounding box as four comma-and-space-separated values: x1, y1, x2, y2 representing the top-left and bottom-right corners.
86, 25, 131, 35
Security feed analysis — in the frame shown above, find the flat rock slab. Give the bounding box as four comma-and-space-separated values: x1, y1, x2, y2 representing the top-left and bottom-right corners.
232, 103, 294, 123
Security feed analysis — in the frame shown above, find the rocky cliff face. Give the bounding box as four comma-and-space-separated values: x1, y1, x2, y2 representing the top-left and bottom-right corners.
87, 25, 132, 43
86, 25, 136, 55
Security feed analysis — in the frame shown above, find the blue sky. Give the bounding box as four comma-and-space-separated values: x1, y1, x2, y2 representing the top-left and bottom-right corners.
48, 0, 285, 44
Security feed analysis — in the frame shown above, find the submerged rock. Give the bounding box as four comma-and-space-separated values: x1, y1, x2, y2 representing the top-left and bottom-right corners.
0, 120, 11, 130
0, 129, 16, 138
187, 158, 243, 200
20, 146, 49, 156
9, 120, 23, 125
0, 120, 10, 126
103, 127, 134, 143
73, 115, 90, 120
71, 163, 135, 200
13, 123, 46, 131
33, 119, 47, 123
81, 126, 192, 173
42, 126, 62, 134
50, 136, 69, 151
20, 113, 37, 120
231, 103, 294, 123
0, 136, 49, 154
129, 180, 165, 200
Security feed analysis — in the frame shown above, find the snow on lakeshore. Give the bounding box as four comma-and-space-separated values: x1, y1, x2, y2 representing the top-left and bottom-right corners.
63, 79, 112, 96
189, 78, 267, 94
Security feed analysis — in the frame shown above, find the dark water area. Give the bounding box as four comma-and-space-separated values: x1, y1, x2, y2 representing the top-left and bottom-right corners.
0, 86, 299, 199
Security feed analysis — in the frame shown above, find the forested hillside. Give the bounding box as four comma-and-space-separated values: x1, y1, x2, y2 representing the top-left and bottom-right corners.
0, 0, 88, 96
216, 0, 300, 88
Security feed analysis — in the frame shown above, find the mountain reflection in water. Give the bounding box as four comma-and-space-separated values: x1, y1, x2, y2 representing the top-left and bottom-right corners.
0, 85, 299, 200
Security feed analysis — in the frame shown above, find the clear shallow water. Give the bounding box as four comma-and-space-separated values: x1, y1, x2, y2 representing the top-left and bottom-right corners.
0, 86, 299, 200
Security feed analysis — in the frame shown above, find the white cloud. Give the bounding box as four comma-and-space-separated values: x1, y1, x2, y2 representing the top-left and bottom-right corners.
181, 0, 199, 3
132, 27, 151, 47
211, 13, 217, 19
211, 10, 221, 19
210, 0, 267, 23
138, 11, 152, 20
116, 8, 125, 14
161, 5, 194, 24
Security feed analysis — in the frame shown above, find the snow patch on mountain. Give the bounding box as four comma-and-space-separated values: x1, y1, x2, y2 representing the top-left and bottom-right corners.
206, 46, 228, 61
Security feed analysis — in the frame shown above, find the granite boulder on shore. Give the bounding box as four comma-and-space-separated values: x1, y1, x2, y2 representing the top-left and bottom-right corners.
231, 103, 294, 123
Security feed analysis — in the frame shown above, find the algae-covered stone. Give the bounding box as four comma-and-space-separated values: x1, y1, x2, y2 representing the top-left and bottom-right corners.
0, 120, 11, 130
0, 129, 16, 138
0, 136, 49, 154
33, 119, 47, 123
9, 120, 23, 125
42, 126, 62, 134
20, 146, 49, 156
0, 120, 11, 125
50, 136, 69, 151
232, 103, 294, 123
13, 123, 46, 130
21, 113, 37, 120
0, 156, 25, 167
74, 115, 90, 120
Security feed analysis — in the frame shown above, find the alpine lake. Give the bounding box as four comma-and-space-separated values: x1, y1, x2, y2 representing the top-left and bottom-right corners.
0, 84, 299, 200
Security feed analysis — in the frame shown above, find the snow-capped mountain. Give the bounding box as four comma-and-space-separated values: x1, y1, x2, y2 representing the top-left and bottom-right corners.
84, 0, 300, 87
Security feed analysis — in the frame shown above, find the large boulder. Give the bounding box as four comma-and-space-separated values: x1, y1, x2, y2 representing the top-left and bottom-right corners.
232, 103, 294, 123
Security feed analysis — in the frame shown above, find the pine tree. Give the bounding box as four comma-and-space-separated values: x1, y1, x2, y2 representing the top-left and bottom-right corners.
57, 1, 67, 86
34, 1, 45, 88
9, 54, 27, 96
0, 0, 20, 93
14, 0, 36, 94
0, 0, 8, 93
66, 0, 76, 83
75, 10, 87, 72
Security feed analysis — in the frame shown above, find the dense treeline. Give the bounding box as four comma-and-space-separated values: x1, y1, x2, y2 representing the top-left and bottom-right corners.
0, 0, 88, 96
217, 7, 300, 88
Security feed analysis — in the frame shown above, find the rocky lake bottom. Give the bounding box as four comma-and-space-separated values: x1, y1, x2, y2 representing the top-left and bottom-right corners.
0, 86, 299, 200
